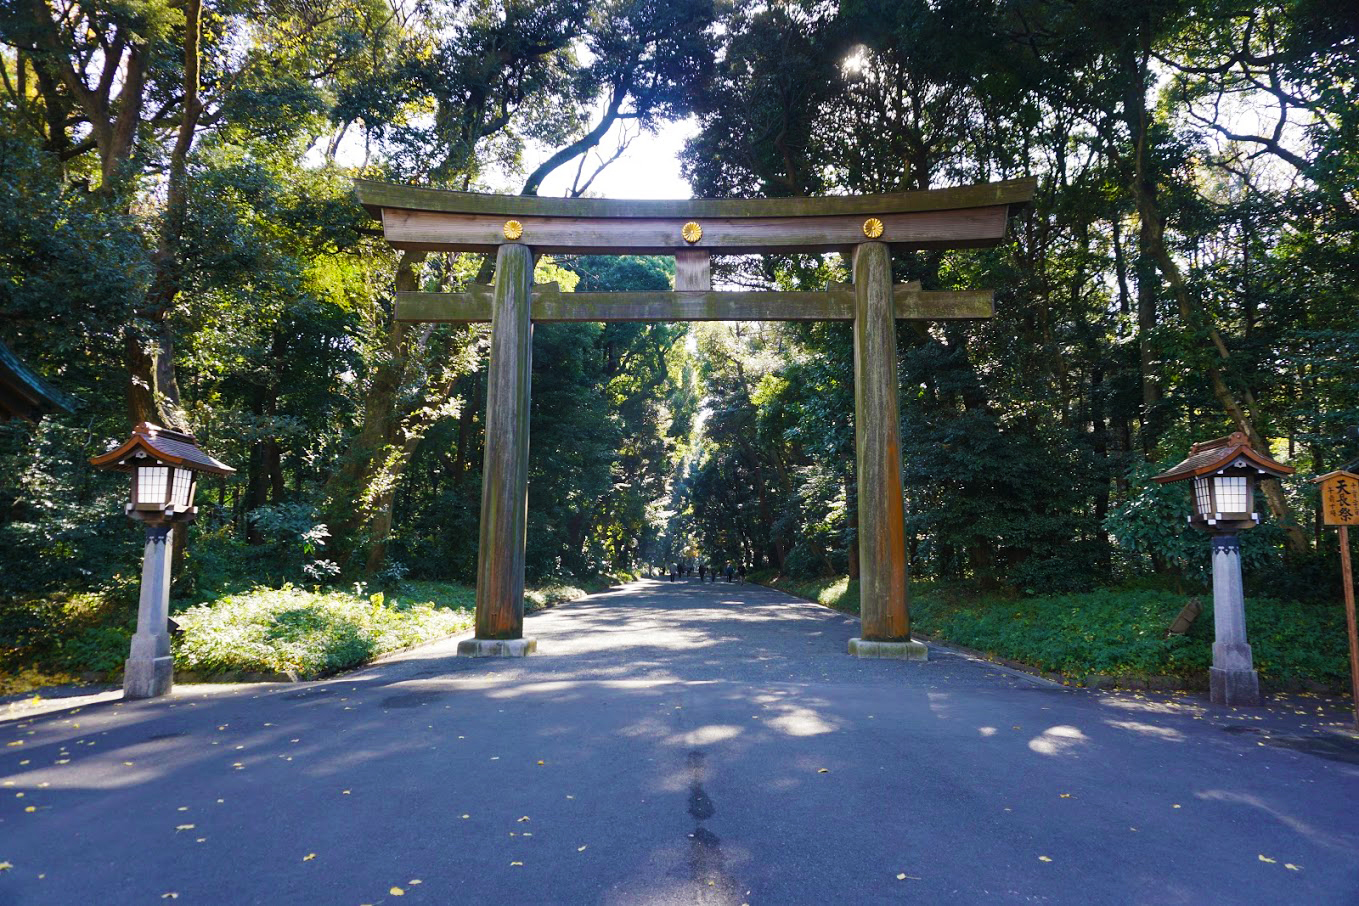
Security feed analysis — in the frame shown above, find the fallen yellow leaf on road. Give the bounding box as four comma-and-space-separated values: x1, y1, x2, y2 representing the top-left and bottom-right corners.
303, 853, 316, 861
1038, 856, 1052, 863
1258, 855, 1276, 864
1285, 864, 1300, 871
24, 806, 35, 813
0, 862, 12, 871
175, 824, 195, 831
390, 887, 404, 896
510, 861, 523, 867
578, 846, 588, 852
817, 768, 829, 774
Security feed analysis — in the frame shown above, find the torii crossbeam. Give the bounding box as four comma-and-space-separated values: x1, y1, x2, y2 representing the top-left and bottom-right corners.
356, 177, 1035, 658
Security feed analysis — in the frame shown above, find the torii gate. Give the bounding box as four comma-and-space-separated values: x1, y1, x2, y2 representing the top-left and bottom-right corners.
356, 177, 1035, 659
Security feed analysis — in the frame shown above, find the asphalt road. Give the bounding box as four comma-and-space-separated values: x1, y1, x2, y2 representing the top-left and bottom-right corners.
3, 578, 1359, 905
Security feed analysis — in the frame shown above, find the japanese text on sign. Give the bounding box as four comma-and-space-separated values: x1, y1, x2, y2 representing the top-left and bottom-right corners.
1321, 473, 1359, 526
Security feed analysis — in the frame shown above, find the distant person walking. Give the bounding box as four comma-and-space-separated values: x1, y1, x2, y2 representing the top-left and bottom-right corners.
699, 563, 706, 581
725, 563, 735, 583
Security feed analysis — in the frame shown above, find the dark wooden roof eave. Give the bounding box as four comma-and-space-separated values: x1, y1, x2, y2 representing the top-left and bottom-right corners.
353, 177, 1038, 222
0, 340, 77, 421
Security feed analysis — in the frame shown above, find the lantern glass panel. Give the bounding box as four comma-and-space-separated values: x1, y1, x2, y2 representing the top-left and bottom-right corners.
1193, 477, 1213, 515
137, 466, 169, 505
171, 469, 194, 508
1214, 475, 1250, 513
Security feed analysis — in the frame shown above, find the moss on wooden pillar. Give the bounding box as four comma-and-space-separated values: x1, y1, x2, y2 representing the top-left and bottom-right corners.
853, 241, 911, 641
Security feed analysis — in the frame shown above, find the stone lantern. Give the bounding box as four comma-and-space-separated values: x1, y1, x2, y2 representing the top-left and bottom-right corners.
1153, 432, 1294, 706
91, 423, 233, 699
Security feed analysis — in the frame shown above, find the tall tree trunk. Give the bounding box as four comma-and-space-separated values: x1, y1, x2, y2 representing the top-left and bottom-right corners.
1122, 52, 1163, 456
1120, 38, 1308, 556
327, 250, 427, 566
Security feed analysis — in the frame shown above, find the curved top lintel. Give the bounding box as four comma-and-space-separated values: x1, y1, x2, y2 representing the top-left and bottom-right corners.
354, 177, 1036, 221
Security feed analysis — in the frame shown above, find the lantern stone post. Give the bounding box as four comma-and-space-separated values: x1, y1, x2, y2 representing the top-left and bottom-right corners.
91, 423, 234, 700
124, 522, 176, 697
1154, 432, 1294, 707
1207, 532, 1257, 705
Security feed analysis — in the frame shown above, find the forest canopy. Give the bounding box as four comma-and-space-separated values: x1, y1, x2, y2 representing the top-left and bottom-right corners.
2, 0, 1356, 619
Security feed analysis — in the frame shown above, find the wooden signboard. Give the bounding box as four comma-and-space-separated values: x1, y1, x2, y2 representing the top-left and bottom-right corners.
1317, 470, 1359, 526
1314, 470, 1358, 727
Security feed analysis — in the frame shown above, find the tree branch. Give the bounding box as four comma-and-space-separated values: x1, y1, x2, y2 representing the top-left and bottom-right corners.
521, 75, 631, 196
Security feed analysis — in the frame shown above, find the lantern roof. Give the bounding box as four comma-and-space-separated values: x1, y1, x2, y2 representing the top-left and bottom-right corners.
1152, 432, 1294, 485
90, 422, 234, 476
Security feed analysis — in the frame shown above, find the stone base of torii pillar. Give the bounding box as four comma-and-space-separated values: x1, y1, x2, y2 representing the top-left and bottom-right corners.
457, 638, 537, 658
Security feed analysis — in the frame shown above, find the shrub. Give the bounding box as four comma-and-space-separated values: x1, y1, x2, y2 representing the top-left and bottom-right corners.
173, 582, 476, 679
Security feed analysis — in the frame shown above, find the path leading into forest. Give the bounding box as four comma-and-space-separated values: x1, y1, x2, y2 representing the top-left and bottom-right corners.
4, 578, 1359, 904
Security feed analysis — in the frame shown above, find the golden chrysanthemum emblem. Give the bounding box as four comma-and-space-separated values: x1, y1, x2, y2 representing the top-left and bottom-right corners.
503, 220, 524, 240
681, 221, 703, 244
862, 217, 885, 239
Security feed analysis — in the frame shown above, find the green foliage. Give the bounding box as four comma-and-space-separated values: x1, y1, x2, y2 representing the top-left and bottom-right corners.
2, 0, 1358, 683
57, 626, 133, 674
1104, 461, 1205, 576
172, 582, 477, 679
0, 585, 134, 677
760, 573, 1351, 689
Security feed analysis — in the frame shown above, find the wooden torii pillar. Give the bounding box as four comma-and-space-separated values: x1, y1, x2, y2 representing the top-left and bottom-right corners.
357, 178, 1035, 658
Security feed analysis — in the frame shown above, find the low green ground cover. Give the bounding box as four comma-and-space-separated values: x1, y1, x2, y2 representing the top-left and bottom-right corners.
754, 572, 1350, 690
172, 583, 478, 679
1, 576, 618, 689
